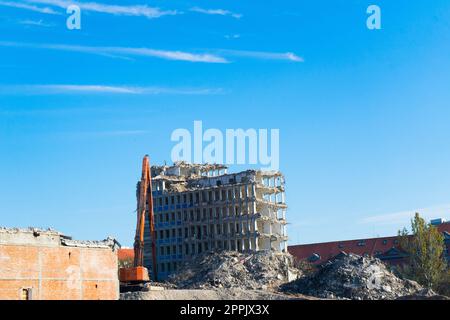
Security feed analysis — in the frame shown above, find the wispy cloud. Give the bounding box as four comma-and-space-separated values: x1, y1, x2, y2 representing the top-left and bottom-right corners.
190, 6, 242, 19
74, 130, 148, 137
0, 0, 60, 14
0, 84, 225, 95
54, 129, 149, 140
3, 1, 242, 20
224, 34, 241, 40
359, 204, 450, 226
219, 49, 304, 62
18, 19, 54, 27
26, 0, 178, 19
0, 41, 303, 64
0, 41, 229, 63
111, 47, 227, 63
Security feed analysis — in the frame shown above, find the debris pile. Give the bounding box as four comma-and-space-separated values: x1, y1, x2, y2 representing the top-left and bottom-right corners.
281, 252, 423, 300
61, 236, 120, 250
168, 250, 300, 290
0, 227, 61, 235
396, 288, 449, 300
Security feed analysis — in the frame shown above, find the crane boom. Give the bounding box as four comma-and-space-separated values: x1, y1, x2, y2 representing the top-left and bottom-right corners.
133, 155, 157, 276
119, 155, 157, 284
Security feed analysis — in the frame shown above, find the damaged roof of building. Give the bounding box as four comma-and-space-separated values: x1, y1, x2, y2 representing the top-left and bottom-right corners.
0, 227, 120, 250
152, 161, 228, 174
150, 162, 284, 193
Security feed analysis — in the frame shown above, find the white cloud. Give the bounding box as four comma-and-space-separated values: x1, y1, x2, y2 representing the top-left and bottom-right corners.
18, 19, 54, 27
190, 6, 242, 19
54, 130, 149, 140
0, 41, 229, 63
224, 34, 241, 40
218, 49, 304, 62
4, 1, 242, 20
359, 204, 450, 226
0, 41, 303, 64
37, 85, 140, 94
26, 0, 178, 18
109, 47, 228, 63
0, 0, 60, 14
0, 84, 225, 95
75, 130, 149, 137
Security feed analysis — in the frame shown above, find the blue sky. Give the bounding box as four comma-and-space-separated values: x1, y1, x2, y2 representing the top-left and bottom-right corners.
1, 1, 450, 246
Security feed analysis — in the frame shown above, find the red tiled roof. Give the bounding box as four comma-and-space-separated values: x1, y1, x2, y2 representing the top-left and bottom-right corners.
437, 221, 450, 233
118, 248, 134, 261
288, 236, 400, 264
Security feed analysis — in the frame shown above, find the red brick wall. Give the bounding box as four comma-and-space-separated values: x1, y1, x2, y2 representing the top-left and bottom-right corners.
0, 244, 119, 300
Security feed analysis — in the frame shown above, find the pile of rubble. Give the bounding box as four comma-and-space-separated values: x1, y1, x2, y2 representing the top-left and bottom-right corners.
281, 252, 423, 300
168, 250, 300, 290
397, 288, 449, 300
0, 227, 61, 235
60, 236, 119, 250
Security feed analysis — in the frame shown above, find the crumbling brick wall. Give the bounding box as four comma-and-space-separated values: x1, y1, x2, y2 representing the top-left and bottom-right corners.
0, 228, 119, 300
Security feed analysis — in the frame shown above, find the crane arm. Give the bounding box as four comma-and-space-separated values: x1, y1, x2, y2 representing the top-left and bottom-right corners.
133, 155, 157, 279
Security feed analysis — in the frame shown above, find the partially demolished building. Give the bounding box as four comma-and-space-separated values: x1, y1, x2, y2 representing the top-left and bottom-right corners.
143, 162, 288, 280
0, 228, 120, 300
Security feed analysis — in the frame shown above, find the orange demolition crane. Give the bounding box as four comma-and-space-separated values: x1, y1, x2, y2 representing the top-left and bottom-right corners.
119, 155, 157, 284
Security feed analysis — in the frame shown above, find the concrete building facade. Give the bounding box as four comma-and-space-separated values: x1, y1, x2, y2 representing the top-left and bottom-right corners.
143, 162, 288, 280
0, 228, 120, 300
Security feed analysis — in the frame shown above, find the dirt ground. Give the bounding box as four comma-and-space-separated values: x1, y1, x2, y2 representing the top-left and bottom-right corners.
120, 288, 317, 300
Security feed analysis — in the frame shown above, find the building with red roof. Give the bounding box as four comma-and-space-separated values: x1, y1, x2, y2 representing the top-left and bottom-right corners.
288, 220, 450, 266
118, 248, 134, 263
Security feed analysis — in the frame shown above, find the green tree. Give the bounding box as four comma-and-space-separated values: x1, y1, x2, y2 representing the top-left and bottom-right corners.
434, 269, 450, 296
398, 212, 446, 288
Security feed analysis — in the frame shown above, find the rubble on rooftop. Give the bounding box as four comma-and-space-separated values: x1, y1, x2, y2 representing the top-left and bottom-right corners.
61, 236, 120, 250
0, 227, 62, 235
0, 226, 120, 250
